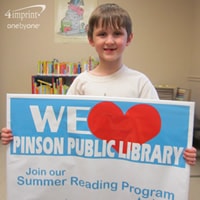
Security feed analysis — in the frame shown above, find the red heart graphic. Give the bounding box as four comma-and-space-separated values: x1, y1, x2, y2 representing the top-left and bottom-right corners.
88, 102, 161, 154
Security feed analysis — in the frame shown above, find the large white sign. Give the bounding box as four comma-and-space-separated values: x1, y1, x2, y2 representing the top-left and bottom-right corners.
6, 94, 194, 200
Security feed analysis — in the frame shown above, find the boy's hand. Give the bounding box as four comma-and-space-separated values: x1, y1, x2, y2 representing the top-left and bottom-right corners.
0, 128, 13, 145
183, 147, 197, 166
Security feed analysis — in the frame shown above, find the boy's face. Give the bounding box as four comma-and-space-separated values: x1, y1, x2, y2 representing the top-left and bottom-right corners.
88, 24, 133, 63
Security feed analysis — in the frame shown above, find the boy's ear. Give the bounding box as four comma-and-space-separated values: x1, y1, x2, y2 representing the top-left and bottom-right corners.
126, 33, 134, 46
88, 37, 95, 47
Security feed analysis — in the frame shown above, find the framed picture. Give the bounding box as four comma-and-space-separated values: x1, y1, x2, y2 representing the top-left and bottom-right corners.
54, 0, 97, 43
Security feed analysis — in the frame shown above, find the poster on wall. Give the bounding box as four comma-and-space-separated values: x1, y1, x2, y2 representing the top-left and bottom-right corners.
6, 94, 194, 200
54, 0, 97, 43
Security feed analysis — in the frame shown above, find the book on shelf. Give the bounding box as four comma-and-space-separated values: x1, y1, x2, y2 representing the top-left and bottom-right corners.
175, 88, 191, 101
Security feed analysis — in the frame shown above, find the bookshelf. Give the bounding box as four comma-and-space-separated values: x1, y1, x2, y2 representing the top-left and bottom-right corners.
31, 57, 98, 95
32, 75, 76, 94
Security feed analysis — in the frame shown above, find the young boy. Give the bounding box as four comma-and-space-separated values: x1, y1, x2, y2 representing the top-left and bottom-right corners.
1, 3, 197, 165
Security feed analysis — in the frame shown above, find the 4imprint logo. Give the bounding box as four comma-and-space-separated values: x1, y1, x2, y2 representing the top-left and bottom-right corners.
4, 4, 46, 30
5, 5, 46, 20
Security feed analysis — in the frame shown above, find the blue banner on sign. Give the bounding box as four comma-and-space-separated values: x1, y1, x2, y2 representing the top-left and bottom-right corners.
9, 96, 190, 168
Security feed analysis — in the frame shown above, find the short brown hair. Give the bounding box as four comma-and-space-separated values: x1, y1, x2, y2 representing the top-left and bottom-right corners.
87, 3, 132, 39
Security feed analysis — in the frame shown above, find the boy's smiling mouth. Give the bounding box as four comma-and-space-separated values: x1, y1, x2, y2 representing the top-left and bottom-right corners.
104, 47, 117, 51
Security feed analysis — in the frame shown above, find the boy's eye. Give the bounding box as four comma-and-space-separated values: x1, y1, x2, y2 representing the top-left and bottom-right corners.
98, 32, 106, 37
114, 31, 123, 36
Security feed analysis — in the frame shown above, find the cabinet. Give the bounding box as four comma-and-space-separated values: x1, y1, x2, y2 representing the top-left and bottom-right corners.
155, 85, 176, 100
32, 75, 76, 94
155, 85, 191, 101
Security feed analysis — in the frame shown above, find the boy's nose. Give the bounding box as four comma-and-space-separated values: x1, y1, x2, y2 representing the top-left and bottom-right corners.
105, 35, 115, 44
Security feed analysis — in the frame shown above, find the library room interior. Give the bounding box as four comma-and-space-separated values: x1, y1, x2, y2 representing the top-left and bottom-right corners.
1, 0, 200, 200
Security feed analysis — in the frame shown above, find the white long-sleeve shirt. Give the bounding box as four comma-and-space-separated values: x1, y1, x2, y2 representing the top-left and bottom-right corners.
67, 65, 159, 99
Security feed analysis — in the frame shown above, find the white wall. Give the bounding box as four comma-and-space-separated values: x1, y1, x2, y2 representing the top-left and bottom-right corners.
1, 0, 200, 128
190, 0, 200, 119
